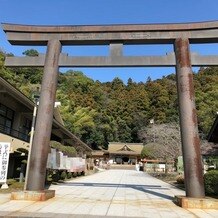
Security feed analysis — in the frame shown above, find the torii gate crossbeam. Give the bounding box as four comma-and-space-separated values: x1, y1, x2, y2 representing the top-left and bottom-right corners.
3, 21, 218, 199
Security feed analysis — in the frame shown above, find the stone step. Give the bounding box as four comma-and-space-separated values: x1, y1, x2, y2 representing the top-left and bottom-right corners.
109, 164, 136, 170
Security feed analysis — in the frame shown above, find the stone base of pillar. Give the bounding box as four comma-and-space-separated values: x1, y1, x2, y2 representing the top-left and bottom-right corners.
11, 190, 55, 201
174, 195, 218, 209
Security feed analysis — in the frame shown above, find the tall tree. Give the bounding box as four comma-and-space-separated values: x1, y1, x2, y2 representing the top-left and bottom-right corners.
1, 49, 218, 148
139, 123, 182, 161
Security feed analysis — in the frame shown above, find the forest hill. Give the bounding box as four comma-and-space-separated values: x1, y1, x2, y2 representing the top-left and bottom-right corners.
0, 50, 218, 149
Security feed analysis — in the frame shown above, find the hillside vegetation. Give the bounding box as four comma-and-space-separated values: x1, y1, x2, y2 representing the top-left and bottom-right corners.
0, 49, 217, 149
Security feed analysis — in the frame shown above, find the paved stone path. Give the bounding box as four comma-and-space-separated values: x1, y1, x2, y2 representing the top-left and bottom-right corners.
0, 170, 217, 217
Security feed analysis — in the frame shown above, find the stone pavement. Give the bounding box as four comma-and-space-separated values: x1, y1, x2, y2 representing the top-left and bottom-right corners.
0, 170, 217, 217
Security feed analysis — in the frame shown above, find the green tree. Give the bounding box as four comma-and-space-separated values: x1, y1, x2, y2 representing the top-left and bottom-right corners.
1, 48, 218, 149
22, 49, 39, 57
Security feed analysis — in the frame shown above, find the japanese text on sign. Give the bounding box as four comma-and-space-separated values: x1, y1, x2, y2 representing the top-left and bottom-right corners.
0, 143, 10, 183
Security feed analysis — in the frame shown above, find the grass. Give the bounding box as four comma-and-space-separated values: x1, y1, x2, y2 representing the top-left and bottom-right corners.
0, 179, 24, 193
148, 172, 185, 190
149, 171, 218, 199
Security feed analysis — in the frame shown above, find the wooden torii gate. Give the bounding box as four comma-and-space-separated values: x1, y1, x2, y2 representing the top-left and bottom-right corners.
2, 21, 218, 199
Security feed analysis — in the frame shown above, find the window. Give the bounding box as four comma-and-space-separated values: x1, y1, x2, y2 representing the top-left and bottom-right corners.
0, 103, 14, 134
23, 118, 31, 134
0, 104, 6, 116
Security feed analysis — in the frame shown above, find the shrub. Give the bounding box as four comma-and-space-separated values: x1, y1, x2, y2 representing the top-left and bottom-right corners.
52, 171, 60, 182
176, 175, 184, 184
7, 179, 16, 186
67, 172, 72, 179
60, 171, 67, 180
72, 172, 77, 178
45, 170, 53, 184
10, 182, 24, 189
50, 141, 77, 157
204, 170, 218, 195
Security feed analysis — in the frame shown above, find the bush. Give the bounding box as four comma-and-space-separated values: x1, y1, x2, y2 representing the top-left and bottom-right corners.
52, 171, 60, 182
176, 175, 184, 184
46, 170, 53, 182
67, 172, 72, 179
60, 171, 67, 180
7, 179, 16, 186
204, 170, 218, 195
9, 182, 24, 189
72, 172, 77, 178
50, 141, 77, 157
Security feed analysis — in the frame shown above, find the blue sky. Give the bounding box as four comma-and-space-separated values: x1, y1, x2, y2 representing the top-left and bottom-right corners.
1, 0, 218, 83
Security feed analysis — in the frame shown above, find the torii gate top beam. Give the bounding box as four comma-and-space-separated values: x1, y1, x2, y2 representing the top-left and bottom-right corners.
2, 21, 218, 45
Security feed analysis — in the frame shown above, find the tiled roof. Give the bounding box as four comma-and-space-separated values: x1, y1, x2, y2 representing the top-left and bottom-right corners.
108, 142, 143, 155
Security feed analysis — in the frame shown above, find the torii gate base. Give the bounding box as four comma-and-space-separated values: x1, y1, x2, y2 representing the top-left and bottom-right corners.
174, 196, 218, 209
11, 190, 55, 201
3, 21, 218, 206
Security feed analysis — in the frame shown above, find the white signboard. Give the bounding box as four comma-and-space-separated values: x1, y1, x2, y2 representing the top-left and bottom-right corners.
46, 153, 52, 169
0, 143, 10, 183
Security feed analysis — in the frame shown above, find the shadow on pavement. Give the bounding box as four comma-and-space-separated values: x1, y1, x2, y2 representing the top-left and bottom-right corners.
60, 182, 174, 200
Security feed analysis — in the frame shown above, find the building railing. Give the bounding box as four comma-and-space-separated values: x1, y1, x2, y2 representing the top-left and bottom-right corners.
0, 124, 30, 142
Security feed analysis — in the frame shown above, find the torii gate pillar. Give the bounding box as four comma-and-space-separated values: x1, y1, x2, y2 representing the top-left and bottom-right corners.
25, 39, 62, 191
174, 38, 205, 198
